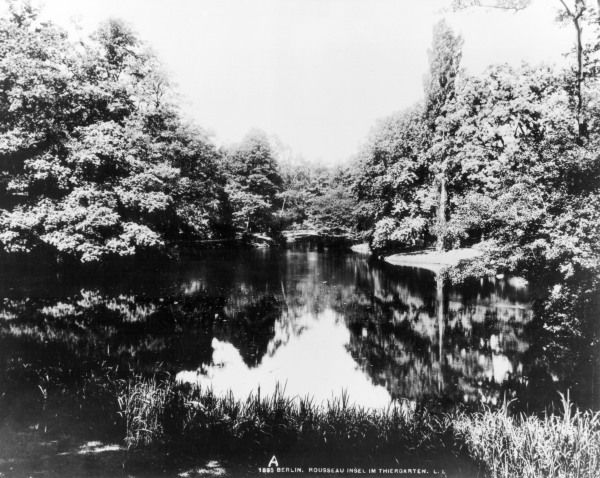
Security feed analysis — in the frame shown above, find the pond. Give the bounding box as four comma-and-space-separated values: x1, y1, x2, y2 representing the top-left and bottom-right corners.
0, 248, 598, 472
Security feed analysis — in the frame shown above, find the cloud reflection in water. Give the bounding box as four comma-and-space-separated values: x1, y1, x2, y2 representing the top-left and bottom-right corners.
177, 307, 393, 408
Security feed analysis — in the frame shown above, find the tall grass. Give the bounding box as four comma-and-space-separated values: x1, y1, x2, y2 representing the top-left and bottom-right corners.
117, 376, 173, 448
453, 392, 600, 478
117, 378, 600, 478
117, 377, 444, 456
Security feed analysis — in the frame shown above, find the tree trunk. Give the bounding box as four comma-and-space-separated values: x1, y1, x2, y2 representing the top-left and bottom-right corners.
436, 274, 445, 392
559, 0, 587, 139
437, 175, 447, 252
574, 15, 586, 138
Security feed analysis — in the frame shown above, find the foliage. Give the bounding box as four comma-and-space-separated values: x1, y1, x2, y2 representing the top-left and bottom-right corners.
353, 13, 600, 394
354, 106, 427, 239
0, 3, 228, 262
355, 21, 465, 252
275, 160, 359, 236
453, 393, 600, 478
221, 130, 283, 234
371, 216, 427, 252
120, 377, 600, 478
118, 377, 439, 454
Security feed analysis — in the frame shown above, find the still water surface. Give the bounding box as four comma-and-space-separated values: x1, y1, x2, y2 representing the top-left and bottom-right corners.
175, 250, 532, 408
3, 247, 588, 415
4, 247, 600, 477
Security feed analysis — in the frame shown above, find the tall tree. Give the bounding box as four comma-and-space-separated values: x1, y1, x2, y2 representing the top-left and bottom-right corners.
355, 107, 428, 251
453, 0, 593, 140
222, 130, 283, 234
0, 5, 228, 262
422, 20, 463, 251
558, 0, 588, 139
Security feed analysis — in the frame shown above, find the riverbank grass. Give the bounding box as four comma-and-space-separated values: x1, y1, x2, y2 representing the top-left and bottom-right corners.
117, 379, 600, 478
117, 378, 439, 456
453, 393, 600, 478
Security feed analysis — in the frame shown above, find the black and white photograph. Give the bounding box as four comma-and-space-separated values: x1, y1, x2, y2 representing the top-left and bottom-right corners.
0, 0, 599, 476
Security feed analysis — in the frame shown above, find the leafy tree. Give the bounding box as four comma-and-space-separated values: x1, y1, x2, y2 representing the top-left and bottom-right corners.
277, 159, 318, 227
0, 5, 228, 262
439, 62, 600, 391
352, 6, 600, 382
222, 130, 283, 234
355, 20, 464, 253
303, 166, 358, 235
422, 19, 464, 251
275, 159, 359, 236
355, 107, 429, 250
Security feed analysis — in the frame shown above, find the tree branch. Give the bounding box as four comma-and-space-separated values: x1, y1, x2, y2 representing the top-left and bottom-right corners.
452, 0, 531, 12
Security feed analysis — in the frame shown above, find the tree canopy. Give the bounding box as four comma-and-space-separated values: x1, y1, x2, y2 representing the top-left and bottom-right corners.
352, 11, 600, 388
0, 4, 227, 262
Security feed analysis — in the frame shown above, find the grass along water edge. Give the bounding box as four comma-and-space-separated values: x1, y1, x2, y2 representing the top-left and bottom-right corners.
117, 378, 600, 478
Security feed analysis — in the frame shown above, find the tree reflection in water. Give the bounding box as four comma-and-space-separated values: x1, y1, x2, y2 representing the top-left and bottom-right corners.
0, 248, 597, 424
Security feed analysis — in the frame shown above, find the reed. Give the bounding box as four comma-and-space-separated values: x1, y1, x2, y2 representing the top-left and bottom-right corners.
117, 376, 174, 448
117, 377, 442, 455
452, 392, 600, 478
117, 378, 600, 478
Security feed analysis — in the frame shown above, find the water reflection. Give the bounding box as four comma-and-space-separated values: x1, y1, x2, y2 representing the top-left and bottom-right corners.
0, 249, 596, 412
178, 308, 392, 408
174, 250, 535, 407
342, 262, 534, 406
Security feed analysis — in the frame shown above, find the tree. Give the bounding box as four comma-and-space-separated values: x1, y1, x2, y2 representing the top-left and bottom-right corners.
222, 131, 283, 234
349, 0, 600, 404
303, 166, 358, 235
451, 0, 531, 11
422, 20, 464, 251
453, 0, 596, 140
442, 63, 600, 391
277, 159, 319, 227
0, 5, 229, 262
557, 0, 588, 139
353, 19, 466, 254
354, 107, 429, 250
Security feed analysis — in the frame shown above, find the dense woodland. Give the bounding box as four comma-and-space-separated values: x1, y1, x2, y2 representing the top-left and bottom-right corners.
0, 1, 598, 383
0, 1, 358, 262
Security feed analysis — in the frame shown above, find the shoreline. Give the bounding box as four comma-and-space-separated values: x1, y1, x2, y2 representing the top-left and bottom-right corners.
383, 248, 483, 273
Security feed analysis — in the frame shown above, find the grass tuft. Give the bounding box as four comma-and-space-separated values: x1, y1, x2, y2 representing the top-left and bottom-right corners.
452, 392, 600, 478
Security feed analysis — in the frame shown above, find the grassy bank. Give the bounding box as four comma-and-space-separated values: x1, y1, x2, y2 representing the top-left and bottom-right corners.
452, 394, 600, 478
117, 378, 600, 478
117, 377, 444, 456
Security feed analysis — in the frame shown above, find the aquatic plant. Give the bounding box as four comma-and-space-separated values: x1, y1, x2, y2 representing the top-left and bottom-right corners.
117, 377, 440, 456
117, 378, 600, 478
117, 376, 174, 448
452, 392, 600, 478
